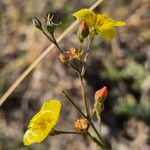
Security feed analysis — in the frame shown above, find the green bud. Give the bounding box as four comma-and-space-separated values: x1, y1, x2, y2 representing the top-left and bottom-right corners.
46, 13, 62, 34
32, 17, 42, 30
46, 14, 55, 34
47, 22, 55, 34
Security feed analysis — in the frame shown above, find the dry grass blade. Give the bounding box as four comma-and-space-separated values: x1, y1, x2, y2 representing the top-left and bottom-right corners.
0, 0, 103, 106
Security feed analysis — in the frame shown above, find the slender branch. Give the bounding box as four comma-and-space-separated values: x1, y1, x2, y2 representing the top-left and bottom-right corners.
62, 90, 105, 147
78, 73, 90, 117
51, 130, 84, 136
90, 121, 104, 144
69, 64, 79, 73
87, 131, 105, 148
78, 35, 94, 118
52, 130, 104, 148
51, 33, 64, 53
41, 29, 53, 43
77, 34, 105, 145
62, 90, 87, 118
80, 34, 93, 76
96, 109, 102, 134
42, 29, 64, 54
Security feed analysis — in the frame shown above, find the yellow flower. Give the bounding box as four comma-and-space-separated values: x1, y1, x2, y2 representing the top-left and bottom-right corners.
73, 9, 126, 40
23, 100, 61, 145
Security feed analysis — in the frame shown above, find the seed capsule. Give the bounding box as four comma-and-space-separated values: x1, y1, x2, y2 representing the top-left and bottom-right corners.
74, 118, 89, 132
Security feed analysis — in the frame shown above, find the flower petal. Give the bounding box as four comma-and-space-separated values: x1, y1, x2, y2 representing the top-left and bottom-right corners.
73, 9, 95, 27
29, 111, 54, 128
41, 100, 61, 121
107, 18, 126, 26
23, 100, 61, 145
97, 13, 126, 27
24, 111, 55, 145
96, 14, 108, 26
97, 25, 116, 40
23, 124, 54, 145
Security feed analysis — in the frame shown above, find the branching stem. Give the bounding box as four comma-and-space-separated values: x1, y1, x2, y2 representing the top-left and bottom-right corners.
41, 29, 53, 43
62, 90, 105, 147
51, 130, 84, 135
87, 131, 105, 148
51, 33, 64, 53
62, 90, 87, 118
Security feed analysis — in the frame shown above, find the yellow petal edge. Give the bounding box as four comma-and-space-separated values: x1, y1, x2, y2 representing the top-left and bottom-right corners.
23, 100, 61, 145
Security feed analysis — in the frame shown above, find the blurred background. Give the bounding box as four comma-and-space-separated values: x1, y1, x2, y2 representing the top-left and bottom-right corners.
0, 0, 150, 149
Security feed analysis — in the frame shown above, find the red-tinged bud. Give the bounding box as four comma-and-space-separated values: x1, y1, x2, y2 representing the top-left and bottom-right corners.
77, 21, 89, 42
95, 86, 108, 102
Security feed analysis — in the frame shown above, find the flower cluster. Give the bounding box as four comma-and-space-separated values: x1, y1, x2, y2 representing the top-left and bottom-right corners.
23, 7, 125, 148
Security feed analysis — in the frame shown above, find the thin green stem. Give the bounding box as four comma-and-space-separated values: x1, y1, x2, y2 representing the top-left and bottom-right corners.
69, 64, 79, 73
62, 90, 105, 147
96, 110, 102, 134
79, 35, 94, 118
90, 121, 104, 144
78, 73, 90, 118
41, 29, 64, 54
51, 130, 84, 136
51, 33, 64, 53
41, 29, 53, 43
78, 34, 105, 145
87, 131, 105, 148
51, 130, 104, 148
62, 90, 87, 118
80, 34, 93, 76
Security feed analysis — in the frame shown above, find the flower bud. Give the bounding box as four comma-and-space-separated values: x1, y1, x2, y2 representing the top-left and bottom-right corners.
77, 21, 89, 42
32, 17, 42, 30
95, 86, 108, 103
74, 119, 89, 132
